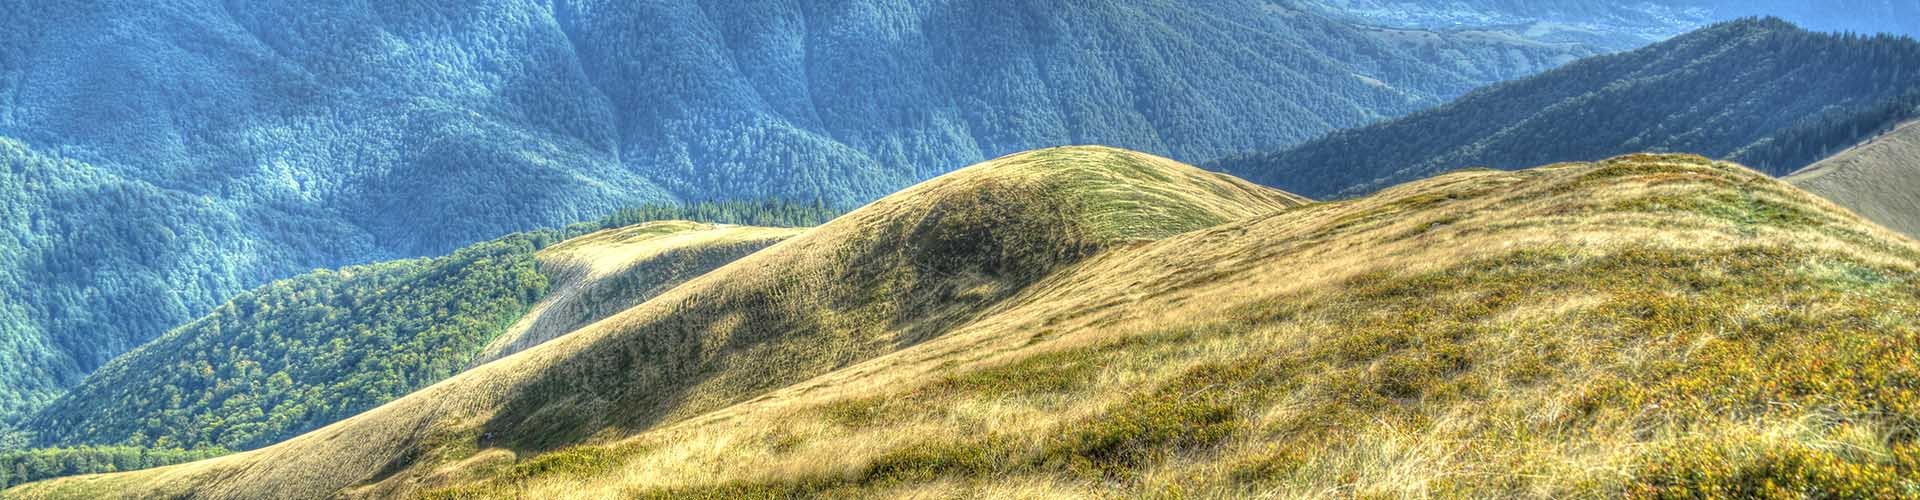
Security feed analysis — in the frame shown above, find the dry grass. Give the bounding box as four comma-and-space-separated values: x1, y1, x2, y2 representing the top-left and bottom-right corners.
16, 151, 1920, 499
471, 221, 801, 364
1788, 120, 1920, 239
7, 146, 1303, 499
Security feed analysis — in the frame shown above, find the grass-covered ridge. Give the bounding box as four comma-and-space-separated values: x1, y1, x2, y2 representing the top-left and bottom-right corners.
18, 151, 1920, 498
5, 147, 1305, 499
407, 154, 1920, 498
471, 221, 803, 364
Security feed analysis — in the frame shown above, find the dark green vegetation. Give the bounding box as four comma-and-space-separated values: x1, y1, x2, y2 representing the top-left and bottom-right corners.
549, 200, 836, 241
26, 236, 550, 452
1214, 18, 1920, 198
2, 200, 835, 487
0, 446, 227, 489
0, 139, 365, 428
0, 1, 1593, 426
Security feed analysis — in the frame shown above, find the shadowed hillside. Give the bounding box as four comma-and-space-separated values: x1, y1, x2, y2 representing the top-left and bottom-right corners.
1213, 18, 1920, 198
19, 149, 1920, 498
1788, 121, 1920, 239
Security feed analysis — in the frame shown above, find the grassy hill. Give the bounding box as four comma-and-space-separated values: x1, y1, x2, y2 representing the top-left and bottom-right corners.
0, 1, 1596, 425
1787, 121, 1920, 239
471, 222, 801, 365
5, 146, 1304, 498
1212, 18, 1920, 198
18, 147, 1920, 498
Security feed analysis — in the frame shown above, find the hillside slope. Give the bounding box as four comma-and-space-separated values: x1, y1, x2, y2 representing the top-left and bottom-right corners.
0, 0, 1592, 422
0, 137, 366, 426
22, 235, 551, 453
22, 150, 1920, 498
5, 147, 1303, 498
1788, 121, 1920, 239
1213, 18, 1920, 198
471, 222, 801, 365
16, 217, 807, 461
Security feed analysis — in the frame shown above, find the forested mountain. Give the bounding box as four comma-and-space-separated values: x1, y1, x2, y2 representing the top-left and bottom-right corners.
0, 138, 366, 427
1214, 18, 1920, 198
25, 236, 550, 452
23, 149, 1920, 498
10, 203, 832, 461
1307, 0, 1920, 50
0, 0, 1596, 425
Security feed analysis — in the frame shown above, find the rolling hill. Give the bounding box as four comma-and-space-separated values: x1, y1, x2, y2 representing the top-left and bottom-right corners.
1787, 121, 1920, 239
6, 146, 1307, 498
0, 0, 1599, 425
1212, 18, 1920, 198
18, 147, 1920, 498
10, 216, 814, 475
470, 221, 802, 365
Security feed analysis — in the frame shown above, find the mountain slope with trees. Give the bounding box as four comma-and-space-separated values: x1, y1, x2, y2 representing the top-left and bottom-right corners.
1306, 0, 1920, 49
24, 235, 552, 452
0, 0, 1594, 424
1, 199, 833, 466
1213, 18, 1920, 198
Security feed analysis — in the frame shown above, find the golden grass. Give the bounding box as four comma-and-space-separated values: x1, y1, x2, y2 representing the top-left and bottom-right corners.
16, 151, 1920, 499
1788, 120, 1920, 239
7, 146, 1304, 499
471, 221, 801, 364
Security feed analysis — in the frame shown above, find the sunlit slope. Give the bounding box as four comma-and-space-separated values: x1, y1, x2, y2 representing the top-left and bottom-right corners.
8, 147, 1304, 498
391, 154, 1920, 498
471, 221, 802, 364
1789, 121, 1920, 239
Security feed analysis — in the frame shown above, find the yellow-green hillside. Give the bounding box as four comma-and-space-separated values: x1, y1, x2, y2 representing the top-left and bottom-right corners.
6, 146, 1305, 499
470, 221, 802, 365
409, 154, 1919, 498
21, 151, 1920, 498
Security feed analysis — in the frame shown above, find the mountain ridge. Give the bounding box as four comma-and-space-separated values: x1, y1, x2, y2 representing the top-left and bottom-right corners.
19, 148, 1920, 498
1212, 17, 1920, 199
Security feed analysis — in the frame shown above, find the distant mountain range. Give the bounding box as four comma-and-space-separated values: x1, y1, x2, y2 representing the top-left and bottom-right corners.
0, 0, 1600, 424
1214, 18, 1920, 198
1305, 0, 1920, 48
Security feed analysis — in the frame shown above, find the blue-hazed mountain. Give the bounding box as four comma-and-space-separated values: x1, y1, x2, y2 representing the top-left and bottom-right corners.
0, 0, 1600, 425
1304, 0, 1920, 50
1213, 18, 1920, 199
